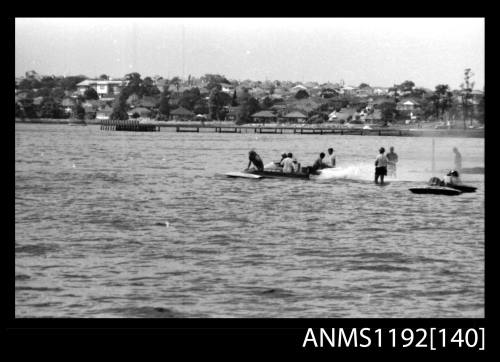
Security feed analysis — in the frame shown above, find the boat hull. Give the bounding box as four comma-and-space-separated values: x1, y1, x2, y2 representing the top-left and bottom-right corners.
444, 183, 477, 193
409, 187, 461, 196
247, 170, 310, 179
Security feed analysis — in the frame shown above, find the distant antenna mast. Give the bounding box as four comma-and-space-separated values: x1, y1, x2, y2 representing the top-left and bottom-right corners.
182, 25, 185, 80
132, 22, 137, 71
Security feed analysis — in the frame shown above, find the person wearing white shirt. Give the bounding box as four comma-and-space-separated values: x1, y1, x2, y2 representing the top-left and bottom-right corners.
325, 147, 336, 167
444, 170, 461, 185
280, 152, 295, 173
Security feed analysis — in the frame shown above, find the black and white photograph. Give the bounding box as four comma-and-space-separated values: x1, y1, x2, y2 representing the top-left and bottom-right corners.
15, 18, 484, 322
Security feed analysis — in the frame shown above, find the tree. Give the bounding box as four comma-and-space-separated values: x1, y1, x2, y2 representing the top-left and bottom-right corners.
202, 74, 230, 89
60, 75, 87, 91
110, 92, 129, 120
476, 95, 484, 124
208, 86, 222, 120
380, 102, 397, 124
411, 87, 427, 99
73, 103, 86, 120
17, 99, 38, 118
231, 90, 238, 106
400, 80, 415, 93
15, 102, 25, 118
460, 68, 475, 128
143, 76, 160, 96
40, 98, 63, 118
158, 88, 171, 120
170, 76, 181, 92
51, 87, 66, 100
433, 84, 453, 120
359, 83, 370, 89
179, 88, 202, 110
237, 89, 260, 124
193, 100, 209, 115
262, 96, 274, 110
99, 74, 109, 80
84, 87, 99, 100
124, 72, 144, 97
295, 89, 309, 99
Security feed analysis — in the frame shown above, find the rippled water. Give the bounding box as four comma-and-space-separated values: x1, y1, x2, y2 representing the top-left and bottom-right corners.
15, 124, 484, 318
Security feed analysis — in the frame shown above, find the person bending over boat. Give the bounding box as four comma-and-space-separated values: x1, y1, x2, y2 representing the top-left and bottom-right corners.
247, 150, 264, 171
443, 170, 462, 185
386, 146, 398, 177
310, 152, 328, 173
281, 152, 295, 173
325, 148, 336, 168
374, 147, 388, 184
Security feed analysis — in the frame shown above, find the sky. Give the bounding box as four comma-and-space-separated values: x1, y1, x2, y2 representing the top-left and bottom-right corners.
15, 18, 484, 90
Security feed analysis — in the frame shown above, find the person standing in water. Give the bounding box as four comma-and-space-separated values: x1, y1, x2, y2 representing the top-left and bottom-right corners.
325, 147, 336, 168
386, 146, 399, 177
247, 150, 264, 171
374, 147, 388, 184
453, 147, 462, 172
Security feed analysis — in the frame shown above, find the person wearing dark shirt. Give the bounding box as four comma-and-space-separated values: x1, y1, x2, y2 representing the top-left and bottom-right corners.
247, 150, 264, 171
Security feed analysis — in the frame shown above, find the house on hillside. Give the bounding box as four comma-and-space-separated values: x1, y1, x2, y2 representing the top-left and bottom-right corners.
331, 107, 359, 123
139, 96, 160, 109
76, 79, 127, 99
355, 87, 374, 97
286, 98, 322, 115
281, 111, 307, 123
220, 83, 235, 94
372, 87, 389, 96
225, 106, 243, 122
96, 105, 114, 120
61, 97, 76, 114
250, 110, 277, 124
365, 109, 383, 123
342, 86, 357, 95
169, 106, 194, 121
127, 107, 152, 118
396, 99, 419, 111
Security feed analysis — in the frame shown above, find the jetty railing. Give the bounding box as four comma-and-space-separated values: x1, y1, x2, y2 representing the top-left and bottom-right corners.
99, 120, 484, 138
100, 119, 160, 132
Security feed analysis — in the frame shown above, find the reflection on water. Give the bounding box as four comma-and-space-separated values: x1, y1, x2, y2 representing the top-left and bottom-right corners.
15, 124, 484, 318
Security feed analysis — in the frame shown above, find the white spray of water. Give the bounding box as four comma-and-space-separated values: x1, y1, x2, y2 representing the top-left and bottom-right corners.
314, 163, 431, 183
315, 163, 374, 181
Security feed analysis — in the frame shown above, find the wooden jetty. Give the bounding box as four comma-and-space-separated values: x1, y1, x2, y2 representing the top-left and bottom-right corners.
99, 120, 484, 138
100, 120, 160, 132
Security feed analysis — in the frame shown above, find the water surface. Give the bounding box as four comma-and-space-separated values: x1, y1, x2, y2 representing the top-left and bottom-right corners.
15, 124, 484, 318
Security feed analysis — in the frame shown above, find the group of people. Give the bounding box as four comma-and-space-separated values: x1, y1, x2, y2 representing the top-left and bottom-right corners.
279, 152, 301, 173
247, 147, 337, 174
374, 146, 399, 184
